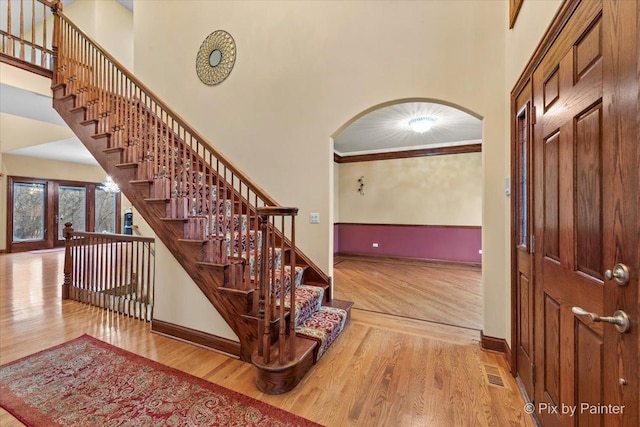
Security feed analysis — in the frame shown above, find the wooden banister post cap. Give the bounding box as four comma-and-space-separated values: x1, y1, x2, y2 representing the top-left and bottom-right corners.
63, 222, 74, 239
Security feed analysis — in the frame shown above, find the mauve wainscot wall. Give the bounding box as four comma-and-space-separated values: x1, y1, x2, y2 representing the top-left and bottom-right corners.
334, 223, 481, 264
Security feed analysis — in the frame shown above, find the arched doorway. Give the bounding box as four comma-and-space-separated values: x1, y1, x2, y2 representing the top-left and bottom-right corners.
331, 98, 484, 330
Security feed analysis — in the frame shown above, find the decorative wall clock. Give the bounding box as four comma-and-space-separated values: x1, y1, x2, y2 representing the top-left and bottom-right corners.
195, 30, 236, 86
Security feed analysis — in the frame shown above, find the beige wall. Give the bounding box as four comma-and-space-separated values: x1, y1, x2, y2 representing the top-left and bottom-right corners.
65, 0, 134, 70
0, 63, 51, 96
1, 0, 564, 343
338, 153, 482, 226
133, 0, 509, 339
502, 0, 562, 344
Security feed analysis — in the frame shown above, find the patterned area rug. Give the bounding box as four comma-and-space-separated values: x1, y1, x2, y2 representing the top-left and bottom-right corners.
0, 335, 321, 427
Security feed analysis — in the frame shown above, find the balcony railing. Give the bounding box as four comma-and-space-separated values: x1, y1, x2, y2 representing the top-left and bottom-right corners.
63, 222, 155, 321
0, 0, 58, 76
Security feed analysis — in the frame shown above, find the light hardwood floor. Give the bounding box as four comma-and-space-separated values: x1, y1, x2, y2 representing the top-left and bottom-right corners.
333, 256, 482, 330
0, 251, 534, 427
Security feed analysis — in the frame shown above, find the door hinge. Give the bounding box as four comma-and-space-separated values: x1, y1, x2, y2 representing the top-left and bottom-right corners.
531, 105, 537, 125
532, 363, 537, 385
530, 235, 535, 254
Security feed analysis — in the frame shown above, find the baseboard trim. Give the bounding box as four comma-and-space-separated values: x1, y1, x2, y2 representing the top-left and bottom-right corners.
335, 252, 481, 269
480, 330, 512, 372
151, 319, 241, 358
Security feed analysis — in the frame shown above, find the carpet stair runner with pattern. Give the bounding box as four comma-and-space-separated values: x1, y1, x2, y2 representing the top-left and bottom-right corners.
50, 50, 353, 394
187, 194, 348, 362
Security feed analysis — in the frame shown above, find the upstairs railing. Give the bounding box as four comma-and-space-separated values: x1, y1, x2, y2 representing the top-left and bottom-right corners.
63, 222, 155, 321
0, 0, 57, 75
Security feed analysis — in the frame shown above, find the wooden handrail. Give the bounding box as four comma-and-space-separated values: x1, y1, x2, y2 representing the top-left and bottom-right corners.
51, 8, 328, 285
63, 222, 155, 321
70, 230, 155, 243
54, 11, 277, 208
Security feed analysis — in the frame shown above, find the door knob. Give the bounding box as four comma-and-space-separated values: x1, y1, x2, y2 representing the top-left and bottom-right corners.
604, 263, 630, 286
572, 306, 630, 333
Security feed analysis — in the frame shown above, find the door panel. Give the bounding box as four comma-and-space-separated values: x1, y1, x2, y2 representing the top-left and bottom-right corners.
534, 1, 605, 426
57, 185, 87, 241
575, 320, 603, 427
574, 104, 602, 278
513, 81, 535, 401
601, 0, 639, 425
531, 1, 638, 426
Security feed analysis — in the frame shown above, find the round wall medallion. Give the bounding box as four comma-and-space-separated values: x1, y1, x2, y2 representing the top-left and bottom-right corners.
196, 30, 236, 86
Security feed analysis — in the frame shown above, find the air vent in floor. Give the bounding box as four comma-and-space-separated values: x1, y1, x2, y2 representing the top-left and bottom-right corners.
484, 364, 505, 387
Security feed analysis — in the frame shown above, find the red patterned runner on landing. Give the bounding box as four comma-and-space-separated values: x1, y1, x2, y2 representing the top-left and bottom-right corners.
0, 335, 322, 427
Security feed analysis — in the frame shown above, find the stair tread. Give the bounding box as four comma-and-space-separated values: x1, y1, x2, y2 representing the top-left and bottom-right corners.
70, 105, 86, 114
144, 197, 169, 203
296, 305, 349, 362
115, 162, 138, 169
92, 132, 110, 139
103, 147, 124, 154
130, 179, 153, 185
80, 118, 99, 126
323, 298, 354, 312
196, 261, 226, 268
59, 94, 75, 102
178, 238, 207, 244
218, 286, 253, 296
160, 217, 188, 222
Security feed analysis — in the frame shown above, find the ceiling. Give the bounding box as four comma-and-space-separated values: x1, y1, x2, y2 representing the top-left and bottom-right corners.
334, 102, 482, 156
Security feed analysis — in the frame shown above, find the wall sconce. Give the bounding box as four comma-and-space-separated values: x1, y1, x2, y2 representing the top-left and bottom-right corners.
357, 176, 364, 196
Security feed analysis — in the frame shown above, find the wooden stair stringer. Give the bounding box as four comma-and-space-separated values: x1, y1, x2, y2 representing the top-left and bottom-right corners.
52, 88, 259, 362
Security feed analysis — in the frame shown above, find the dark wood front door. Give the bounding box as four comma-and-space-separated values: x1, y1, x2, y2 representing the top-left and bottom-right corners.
532, 1, 638, 426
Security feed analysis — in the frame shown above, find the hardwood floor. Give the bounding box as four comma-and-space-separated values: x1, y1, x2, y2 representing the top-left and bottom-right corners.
0, 251, 534, 426
333, 255, 482, 330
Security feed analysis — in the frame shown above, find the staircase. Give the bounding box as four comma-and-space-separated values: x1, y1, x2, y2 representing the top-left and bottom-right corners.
45, 3, 351, 394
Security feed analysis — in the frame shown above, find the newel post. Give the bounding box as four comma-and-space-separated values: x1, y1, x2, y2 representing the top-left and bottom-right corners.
50, 0, 63, 84
62, 222, 73, 300
257, 210, 271, 364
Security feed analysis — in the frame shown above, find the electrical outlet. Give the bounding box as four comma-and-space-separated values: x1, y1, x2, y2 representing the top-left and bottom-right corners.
372, 242, 379, 248
309, 212, 320, 224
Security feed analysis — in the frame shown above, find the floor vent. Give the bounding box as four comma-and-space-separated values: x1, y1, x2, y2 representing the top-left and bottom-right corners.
484, 364, 505, 387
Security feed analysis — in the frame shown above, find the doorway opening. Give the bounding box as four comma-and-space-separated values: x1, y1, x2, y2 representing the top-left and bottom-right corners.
331, 98, 483, 330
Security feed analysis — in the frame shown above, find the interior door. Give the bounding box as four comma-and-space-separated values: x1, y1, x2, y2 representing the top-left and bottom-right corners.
532, 1, 638, 426
513, 80, 535, 402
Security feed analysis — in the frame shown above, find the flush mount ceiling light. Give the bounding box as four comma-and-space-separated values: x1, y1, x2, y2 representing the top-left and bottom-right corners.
407, 116, 436, 133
